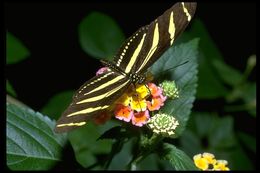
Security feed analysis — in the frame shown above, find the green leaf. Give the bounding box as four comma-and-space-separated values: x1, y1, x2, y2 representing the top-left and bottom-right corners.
211, 58, 243, 87
186, 19, 233, 99
225, 82, 256, 114
241, 82, 256, 102
229, 144, 254, 170
182, 112, 238, 152
6, 80, 17, 97
215, 141, 253, 170
184, 113, 254, 170
157, 158, 175, 170
68, 121, 118, 168
186, 19, 231, 99
241, 82, 256, 117
160, 143, 198, 170
108, 138, 135, 170
193, 112, 216, 138
208, 116, 236, 149
41, 91, 74, 120
179, 129, 202, 156
136, 153, 159, 170
150, 38, 199, 137
196, 52, 228, 99
193, 113, 236, 149
6, 32, 30, 64
6, 103, 67, 170
96, 126, 129, 169
175, 30, 228, 99
237, 132, 256, 153
78, 12, 125, 60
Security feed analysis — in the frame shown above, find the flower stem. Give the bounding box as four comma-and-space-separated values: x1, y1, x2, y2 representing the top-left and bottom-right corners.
128, 133, 163, 170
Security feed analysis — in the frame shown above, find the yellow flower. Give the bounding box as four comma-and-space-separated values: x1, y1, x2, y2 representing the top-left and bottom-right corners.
117, 93, 132, 106
193, 154, 209, 170
131, 96, 147, 112
214, 160, 230, 171
193, 152, 230, 171
202, 152, 217, 165
135, 84, 150, 99
114, 83, 167, 127
96, 67, 168, 127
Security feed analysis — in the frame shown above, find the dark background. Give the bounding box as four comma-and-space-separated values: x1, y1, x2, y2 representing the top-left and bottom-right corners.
5, 2, 256, 110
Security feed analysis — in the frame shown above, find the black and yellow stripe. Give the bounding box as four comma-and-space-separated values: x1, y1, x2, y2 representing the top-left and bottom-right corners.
55, 71, 131, 132
55, 2, 197, 133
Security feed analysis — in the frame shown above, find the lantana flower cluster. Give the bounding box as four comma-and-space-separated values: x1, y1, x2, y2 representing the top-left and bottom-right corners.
114, 83, 167, 127
94, 67, 180, 135
147, 113, 179, 137
193, 152, 230, 171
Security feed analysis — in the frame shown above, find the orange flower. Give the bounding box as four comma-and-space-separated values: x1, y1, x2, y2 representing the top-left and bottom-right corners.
132, 110, 150, 127
114, 104, 133, 122
114, 82, 167, 127
147, 94, 167, 111
95, 68, 169, 127
148, 83, 162, 97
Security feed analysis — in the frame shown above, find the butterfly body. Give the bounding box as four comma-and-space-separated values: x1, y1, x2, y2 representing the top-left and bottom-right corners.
55, 2, 197, 133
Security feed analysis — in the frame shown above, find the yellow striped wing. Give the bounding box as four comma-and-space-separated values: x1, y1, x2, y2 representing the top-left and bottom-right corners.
55, 71, 130, 132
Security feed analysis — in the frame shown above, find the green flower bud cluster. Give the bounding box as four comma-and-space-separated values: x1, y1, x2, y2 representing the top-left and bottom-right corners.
160, 80, 179, 99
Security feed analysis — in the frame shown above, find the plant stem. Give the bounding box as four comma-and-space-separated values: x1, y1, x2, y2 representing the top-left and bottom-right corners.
129, 133, 163, 170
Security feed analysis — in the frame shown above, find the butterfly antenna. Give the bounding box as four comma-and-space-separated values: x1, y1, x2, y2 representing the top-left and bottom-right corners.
156, 60, 189, 76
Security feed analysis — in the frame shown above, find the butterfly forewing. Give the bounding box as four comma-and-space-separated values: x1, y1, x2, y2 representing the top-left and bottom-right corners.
114, 2, 197, 74
55, 2, 197, 133
113, 26, 148, 73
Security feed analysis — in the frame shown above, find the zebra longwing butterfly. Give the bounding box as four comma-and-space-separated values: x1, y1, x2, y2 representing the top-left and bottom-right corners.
55, 2, 197, 133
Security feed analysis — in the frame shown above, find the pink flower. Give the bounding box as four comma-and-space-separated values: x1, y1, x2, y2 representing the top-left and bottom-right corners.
147, 95, 167, 111
148, 83, 163, 97
114, 82, 167, 127
132, 110, 150, 127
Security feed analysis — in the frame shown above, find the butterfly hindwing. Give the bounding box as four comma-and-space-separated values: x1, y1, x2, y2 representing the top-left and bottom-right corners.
55, 71, 130, 132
